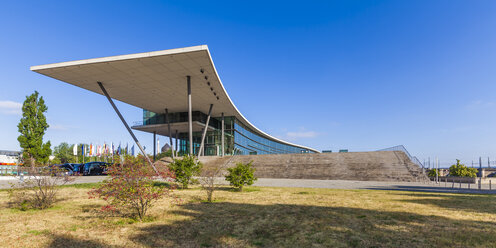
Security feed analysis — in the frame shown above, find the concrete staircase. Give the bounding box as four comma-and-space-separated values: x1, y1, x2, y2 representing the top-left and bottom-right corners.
198, 151, 428, 182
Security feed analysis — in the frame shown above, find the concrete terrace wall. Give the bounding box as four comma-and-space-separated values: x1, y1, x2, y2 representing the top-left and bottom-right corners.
198, 151, 427, 182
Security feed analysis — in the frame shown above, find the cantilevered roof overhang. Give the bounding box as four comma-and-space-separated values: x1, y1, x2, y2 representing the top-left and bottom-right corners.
30, 45, 319, 153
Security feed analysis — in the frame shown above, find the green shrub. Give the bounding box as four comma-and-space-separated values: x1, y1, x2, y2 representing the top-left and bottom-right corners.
155, 150, 172, 161
168, 155, 202, 189
428, 169, 438, 177
225, 161, 257, 191
449, 159, 477, 178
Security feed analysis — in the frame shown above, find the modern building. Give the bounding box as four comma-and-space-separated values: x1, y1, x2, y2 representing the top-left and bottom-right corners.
31, 45, 319, 157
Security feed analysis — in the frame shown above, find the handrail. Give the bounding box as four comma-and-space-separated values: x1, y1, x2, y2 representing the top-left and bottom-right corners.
378, 145, 424, 168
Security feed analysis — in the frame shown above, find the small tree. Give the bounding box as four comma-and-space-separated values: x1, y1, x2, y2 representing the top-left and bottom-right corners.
225, 161, 257, 191
199, 156, 232, 202
9, 167, 74, 210
88, 157, 175, 220
449, 159, 477, 178
168, 154, 202, 189
17, 91, 52, 167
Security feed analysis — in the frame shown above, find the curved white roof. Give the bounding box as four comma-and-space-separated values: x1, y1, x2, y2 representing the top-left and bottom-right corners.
31, 45, 319, 153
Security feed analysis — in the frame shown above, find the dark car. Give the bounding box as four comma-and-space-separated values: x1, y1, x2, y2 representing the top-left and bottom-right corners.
71, 163, 84, 175
51, 163, 78, 176
83, 162, 111, 176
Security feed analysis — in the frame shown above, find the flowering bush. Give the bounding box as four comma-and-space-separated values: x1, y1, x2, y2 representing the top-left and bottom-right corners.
88, 156, 175, 220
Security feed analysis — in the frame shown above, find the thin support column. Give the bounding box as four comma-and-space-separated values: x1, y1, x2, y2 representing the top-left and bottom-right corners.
175, 129, 178, 157
165, 108, 174, 159
153, 131, 156, 161
97, 82, 158, 174
221, 112, 224, 157
187, 76, 193, 155
198, 104, 213, 157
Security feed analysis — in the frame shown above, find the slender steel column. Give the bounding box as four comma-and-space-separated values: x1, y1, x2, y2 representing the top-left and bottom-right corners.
153, 131, 156, 161
165, 108, 174, 159
175, 129, 178, 157
97, 82, 158, 174
198, 104, 213, 156
187, 76, 193, 155
221, 112, 225, 157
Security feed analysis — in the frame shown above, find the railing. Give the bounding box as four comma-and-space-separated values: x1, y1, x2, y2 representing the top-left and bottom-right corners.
378, 145, 424, 168
0, 166, 30, 176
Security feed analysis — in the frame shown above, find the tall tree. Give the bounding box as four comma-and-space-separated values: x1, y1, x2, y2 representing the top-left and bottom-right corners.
17, 91, 52, 166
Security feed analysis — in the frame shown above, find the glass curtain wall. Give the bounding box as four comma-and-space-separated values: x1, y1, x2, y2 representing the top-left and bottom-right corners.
232, 119, 312, 155
143, 110, 313, 156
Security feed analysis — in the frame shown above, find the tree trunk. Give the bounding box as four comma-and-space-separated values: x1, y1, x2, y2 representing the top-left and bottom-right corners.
30, 155, 35, 168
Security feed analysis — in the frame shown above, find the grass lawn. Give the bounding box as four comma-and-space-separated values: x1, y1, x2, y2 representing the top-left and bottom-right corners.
1, 183, 496, 248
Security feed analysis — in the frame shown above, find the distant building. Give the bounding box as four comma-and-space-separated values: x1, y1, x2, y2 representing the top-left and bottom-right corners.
0, 150, 21, 171
161, 143, 171, 153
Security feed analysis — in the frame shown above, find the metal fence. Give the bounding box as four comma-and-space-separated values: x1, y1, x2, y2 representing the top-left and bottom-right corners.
377, 145, 424, 168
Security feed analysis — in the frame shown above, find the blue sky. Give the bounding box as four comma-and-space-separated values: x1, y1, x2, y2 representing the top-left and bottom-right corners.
1, 0, 495, 167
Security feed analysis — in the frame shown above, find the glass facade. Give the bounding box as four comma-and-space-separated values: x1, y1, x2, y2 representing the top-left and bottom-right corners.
143, 110, 221, 129
232, 120, 310, 155
142, 110, 314, 156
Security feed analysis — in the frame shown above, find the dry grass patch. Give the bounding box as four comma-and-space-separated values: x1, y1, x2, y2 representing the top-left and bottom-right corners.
0, 184, 496, 247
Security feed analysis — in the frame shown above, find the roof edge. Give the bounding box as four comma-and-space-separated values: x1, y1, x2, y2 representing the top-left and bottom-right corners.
30, 45, 208, 71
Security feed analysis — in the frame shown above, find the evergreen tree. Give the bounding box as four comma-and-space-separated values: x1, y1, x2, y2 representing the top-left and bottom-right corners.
17, 91, 51, 166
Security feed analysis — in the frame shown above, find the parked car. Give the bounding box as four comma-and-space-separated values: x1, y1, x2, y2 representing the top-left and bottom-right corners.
51, 163, 78, 176
82, 162, 111, 176
71, 163, 84, 175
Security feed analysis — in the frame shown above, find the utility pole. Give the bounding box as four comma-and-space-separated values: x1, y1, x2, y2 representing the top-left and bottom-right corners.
436, 157, 439, 184
479, 157, 482, 190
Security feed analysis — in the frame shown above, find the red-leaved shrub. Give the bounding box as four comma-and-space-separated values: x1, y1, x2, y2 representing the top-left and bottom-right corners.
88, 156, 175, 220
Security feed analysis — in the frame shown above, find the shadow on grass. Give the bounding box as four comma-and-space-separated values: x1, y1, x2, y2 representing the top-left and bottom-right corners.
393, 192, 496, 215
130, 202, 496, 247
47, 233, 113, 248
214, 186, 261, 193
363, 185, 496, 194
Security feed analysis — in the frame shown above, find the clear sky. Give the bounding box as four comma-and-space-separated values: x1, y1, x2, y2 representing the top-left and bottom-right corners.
1, 0, 495, 167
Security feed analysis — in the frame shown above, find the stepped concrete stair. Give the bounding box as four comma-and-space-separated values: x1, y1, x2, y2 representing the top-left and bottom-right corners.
198, 151, 428, 182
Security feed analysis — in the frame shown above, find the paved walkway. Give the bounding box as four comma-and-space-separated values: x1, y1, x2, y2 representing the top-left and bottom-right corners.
1, 176, 495, 194
251, 178, 496, 194
0, 176, 107, 189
